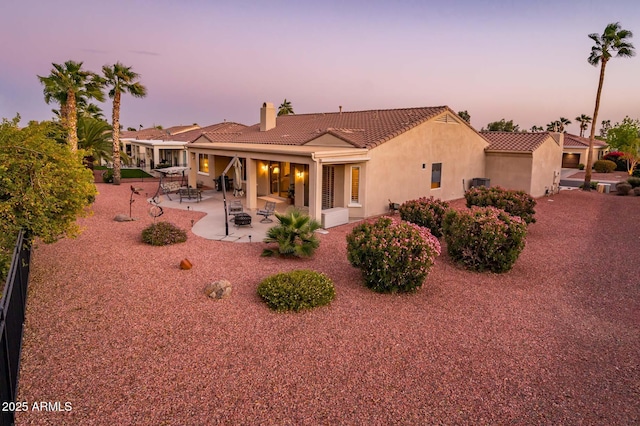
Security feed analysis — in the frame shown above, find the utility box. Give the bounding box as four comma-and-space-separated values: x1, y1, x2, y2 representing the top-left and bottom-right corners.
471, 178, 491, 188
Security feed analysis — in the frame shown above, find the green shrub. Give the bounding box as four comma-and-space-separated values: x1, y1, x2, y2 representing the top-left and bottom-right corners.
577, 163, 585, 170
603, 152, 628, 172
634, 187, 640, 196
626, 177, 640, 188
579, 181, 599, 190
464, 186, 537, 224
398, 196, 450, 238
593, 160, 617, 173
443, 207, 528, 273
346, 217, 441, 293
262, 209, 321, 258
102, 168, 114, 183
257, 270, 335, 312
141, 221, 187, 246
616, 182, 632, 196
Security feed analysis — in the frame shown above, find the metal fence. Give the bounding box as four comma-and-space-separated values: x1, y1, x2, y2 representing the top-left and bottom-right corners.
1, 230, 32, 426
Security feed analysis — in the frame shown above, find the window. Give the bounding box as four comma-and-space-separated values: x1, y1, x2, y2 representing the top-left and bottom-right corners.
198, 154, 209, 173
350, 166, 360, 205
431, 163, 442, 189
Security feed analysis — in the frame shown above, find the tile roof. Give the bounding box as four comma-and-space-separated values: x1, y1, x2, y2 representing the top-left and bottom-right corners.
563, 133, 607, 148
162, 122, 247, 143
201, 107, 450, 149
121, 124, 200, 140
481, 131, 554, 152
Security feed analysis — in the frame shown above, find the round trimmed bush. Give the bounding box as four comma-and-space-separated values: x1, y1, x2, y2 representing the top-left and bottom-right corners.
398, 196, 450, 238
443, 206, 527, 273
257, 270, 335, 312
141, 221, 187, 246
634, 187, 640, 196
616, 182, 632, 196
465, 186, 537, 224
626, 177, 640, 188
346, 217, 441, 293
593, 159, 617, 173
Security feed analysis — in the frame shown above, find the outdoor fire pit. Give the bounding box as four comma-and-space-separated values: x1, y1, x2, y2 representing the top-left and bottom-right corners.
234, 213, 252, 228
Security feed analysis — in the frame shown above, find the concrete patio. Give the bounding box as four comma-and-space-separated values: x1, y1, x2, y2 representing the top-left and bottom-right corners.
150, 189, 314, 242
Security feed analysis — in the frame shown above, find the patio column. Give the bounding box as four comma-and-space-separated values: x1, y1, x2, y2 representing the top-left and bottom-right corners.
309, 159, 322, 222
246, 158, 257, 210
188, 152, 197, 187
153, 146, 160, 169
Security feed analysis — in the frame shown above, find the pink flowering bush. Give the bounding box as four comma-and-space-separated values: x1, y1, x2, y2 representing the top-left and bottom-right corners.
346, 217, 441, 293
443, 206, 527, 273
398, 196, 450, 238
465, 186, 537, 224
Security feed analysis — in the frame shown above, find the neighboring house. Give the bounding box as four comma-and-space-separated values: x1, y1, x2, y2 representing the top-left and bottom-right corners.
561, 133, 608, 168
121, 125, 201, 169
482, 131, 564, 198
187, 103, 488, 225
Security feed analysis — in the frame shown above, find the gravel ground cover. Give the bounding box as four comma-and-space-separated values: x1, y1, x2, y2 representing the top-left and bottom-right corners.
16, 182, 640, 425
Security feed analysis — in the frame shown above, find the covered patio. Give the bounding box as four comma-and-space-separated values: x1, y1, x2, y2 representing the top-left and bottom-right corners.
152, 189, 313, 242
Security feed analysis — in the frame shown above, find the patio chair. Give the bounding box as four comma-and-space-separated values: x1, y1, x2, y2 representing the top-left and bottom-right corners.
257, 201, 277, 223
228, 200, 243, 221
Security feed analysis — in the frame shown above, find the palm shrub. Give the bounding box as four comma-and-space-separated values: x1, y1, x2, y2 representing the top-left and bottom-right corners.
398, 196, 450, 238
443, 207, 527, 273
593, 159, 617, 173
346, 217, 441, 293
262, 208, 321, 258
465, 186, 537, 224
257, 269, 335, 312
141, 221, 187, 246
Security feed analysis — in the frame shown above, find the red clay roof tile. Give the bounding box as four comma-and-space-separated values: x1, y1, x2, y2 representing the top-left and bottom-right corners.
481, 131, 554, 152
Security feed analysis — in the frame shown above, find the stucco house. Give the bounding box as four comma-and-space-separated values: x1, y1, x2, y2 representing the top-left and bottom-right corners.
121, 123, 245, 170
482, 131, 564, 197
186, 103, 489, 226
561, 133, 608, 168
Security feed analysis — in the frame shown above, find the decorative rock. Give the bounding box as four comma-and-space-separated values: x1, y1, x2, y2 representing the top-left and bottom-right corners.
180, 259, 193, 270
204, 280, 232, 300
114, 214, 135, 222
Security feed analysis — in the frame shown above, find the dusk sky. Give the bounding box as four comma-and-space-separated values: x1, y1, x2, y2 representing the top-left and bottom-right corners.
2, 0, 639, 135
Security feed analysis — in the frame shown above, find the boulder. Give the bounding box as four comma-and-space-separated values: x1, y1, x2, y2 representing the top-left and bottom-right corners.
114, 214, 134, 222
204, 280, 232, 300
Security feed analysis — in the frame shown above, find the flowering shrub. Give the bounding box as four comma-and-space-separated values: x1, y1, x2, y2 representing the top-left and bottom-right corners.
398, 196, 450, 238
141, 221, 187, 246
257, 270, 335, 312
443, 206, 527, 273
603, 152, 627, 172
593, 159, 617, 173
465, 186, 537, 224
346, 217, 441, 293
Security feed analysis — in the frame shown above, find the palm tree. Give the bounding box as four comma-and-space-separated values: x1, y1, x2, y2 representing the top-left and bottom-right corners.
77, 117, 113, 168
575, 114, 592, 137
530, 125, 544, 132
583, 22, 635, 191
277, 99, 294, 116
102, 62, 147, 185
38, 60, 104, 152
559, 117, 572, 132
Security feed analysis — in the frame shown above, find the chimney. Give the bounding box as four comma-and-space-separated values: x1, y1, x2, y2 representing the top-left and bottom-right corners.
260, 102, 276, 131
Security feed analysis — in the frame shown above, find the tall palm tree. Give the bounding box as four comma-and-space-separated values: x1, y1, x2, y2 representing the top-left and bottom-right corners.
575, 114, 592, 137
277, 99, 294, 116
559, 117, 571, 132
583, 22, 635, 191
38, 60, 104, 152
102, 62, 147, 185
